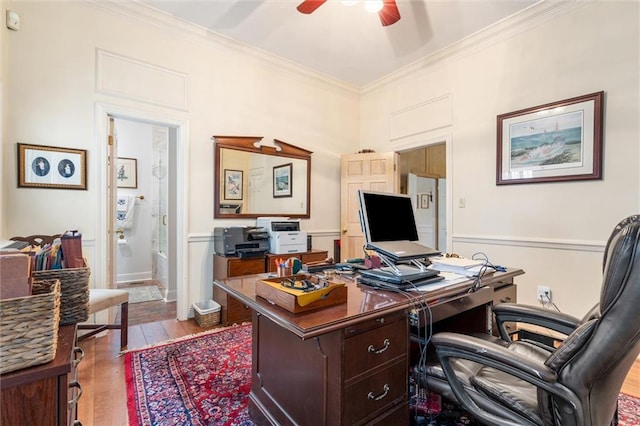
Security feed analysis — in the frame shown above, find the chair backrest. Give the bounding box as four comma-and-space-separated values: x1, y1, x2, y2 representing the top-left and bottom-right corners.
544, 215, 640, 425
10, 234, 61, 247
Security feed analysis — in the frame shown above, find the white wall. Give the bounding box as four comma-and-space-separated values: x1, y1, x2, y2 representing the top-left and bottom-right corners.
3, 1, 638, 320
360, 1, 639, 316
1, 1, 358, 317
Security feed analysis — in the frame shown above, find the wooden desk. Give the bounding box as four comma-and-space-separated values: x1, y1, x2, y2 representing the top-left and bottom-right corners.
214, 268, 523, 425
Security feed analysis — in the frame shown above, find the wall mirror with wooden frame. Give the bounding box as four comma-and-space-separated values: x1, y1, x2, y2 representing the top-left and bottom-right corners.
213, 135, 312, 219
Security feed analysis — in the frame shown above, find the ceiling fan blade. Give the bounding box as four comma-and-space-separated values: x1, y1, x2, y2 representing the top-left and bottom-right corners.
379, 0, 401, 26
297, 0, 327, 14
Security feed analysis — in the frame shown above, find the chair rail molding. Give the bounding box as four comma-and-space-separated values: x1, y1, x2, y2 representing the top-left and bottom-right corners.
452, 234, 605, 253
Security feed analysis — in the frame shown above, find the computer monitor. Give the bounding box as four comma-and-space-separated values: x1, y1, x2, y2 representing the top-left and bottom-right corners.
358, 190, 418, 243
357, 190, 439, 261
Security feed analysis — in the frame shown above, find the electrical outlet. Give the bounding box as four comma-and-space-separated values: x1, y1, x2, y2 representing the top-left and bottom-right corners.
537, 285, 551, 303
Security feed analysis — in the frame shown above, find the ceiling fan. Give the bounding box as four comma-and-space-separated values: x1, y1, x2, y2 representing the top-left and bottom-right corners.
296, 0, 401, 27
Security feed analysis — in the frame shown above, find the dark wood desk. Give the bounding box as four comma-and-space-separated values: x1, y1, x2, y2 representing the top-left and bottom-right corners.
214, 268, 523, 425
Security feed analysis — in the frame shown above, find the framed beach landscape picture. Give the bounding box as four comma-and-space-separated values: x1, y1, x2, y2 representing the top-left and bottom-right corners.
496, 91, 604, 185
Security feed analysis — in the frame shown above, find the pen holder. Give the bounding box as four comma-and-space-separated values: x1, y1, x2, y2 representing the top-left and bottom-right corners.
277, 265, 292, 277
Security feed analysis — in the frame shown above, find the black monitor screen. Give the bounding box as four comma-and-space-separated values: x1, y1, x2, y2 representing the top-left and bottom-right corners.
358, 190, 419, 243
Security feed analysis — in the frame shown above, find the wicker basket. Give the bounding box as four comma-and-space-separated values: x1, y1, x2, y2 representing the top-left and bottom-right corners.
33, 262, 90, 325
193, 300, 221, 328
0, 279, 61, 374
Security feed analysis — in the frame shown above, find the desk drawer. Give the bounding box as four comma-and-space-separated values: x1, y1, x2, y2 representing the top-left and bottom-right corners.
343, 360, 407, 425
494, 284, 517, 305
227, 296, 252, 324
344, 316, 407, 380
421, 286, 493, 325
228, 257, 265, 277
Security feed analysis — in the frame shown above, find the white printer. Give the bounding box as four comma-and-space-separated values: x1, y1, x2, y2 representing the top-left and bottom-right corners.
256, 217, 307, 254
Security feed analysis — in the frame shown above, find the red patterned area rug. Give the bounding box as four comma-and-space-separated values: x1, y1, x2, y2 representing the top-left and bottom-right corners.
125, 323, 253, 426
619, 393, 640, 426
125, 323, 639, 425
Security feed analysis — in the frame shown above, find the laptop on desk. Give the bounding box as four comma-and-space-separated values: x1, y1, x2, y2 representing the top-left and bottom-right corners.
367, 241, 440, 262
358, 271, 444, 290
360, 264, 440, 284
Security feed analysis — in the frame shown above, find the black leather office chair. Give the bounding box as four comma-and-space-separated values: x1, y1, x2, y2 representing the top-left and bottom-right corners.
415, 215, 640, 425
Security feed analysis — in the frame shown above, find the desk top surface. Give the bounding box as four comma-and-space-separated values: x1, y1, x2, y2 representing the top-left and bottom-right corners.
214, 268, 523, 339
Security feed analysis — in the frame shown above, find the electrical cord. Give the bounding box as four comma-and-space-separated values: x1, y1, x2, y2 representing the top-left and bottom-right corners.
356, 272, 436, 423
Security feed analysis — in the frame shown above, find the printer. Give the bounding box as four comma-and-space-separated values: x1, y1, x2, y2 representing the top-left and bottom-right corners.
256, 217, 307, 255
213, 226, 270, 258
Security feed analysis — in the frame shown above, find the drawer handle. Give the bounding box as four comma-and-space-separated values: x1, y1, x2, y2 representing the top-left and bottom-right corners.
500, 297, 512, 303
68, 381, 83, 406
72, 346, 85, 368
367, 338, 390, 354
367, 384, 390, 401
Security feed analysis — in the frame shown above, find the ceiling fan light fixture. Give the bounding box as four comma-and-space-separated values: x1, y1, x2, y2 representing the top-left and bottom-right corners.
364, 0, 384, 13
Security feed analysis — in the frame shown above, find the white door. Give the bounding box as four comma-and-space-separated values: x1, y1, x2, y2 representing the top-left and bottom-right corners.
407, 173, 437, 249
340, 152, 397, 261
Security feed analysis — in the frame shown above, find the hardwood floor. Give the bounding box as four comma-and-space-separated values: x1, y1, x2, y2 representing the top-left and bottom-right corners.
76, 319, 640, 425
117, 280, 176, 326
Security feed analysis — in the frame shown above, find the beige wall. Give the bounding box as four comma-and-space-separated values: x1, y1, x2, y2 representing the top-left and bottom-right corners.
3, 1, 639, 319
1, 1, 359, 316
360, 1, 639, 316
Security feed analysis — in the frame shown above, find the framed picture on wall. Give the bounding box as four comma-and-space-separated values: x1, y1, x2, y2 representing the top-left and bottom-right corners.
497, 91, 604, 185
224, 169, 243, 200
117, 157, 138, 188
273, 163, 292, 198
17, 143, 87, 190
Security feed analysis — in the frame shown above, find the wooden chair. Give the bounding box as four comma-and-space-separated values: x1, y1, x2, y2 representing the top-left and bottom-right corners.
10, 234, 129, 350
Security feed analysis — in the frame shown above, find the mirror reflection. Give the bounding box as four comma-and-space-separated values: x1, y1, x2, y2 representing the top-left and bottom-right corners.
213, 136, 312, 219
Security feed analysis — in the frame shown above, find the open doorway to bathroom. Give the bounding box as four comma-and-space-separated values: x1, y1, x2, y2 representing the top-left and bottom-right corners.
113, 118, 176, 325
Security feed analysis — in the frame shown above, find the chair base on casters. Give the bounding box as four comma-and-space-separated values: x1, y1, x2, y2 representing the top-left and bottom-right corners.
78, 289, 129, 350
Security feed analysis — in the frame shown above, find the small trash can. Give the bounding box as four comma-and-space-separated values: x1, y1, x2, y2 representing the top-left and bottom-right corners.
193, 299, 221, 328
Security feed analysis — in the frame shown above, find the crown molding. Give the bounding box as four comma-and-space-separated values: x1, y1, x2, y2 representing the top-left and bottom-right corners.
361, 0, 582, 93
84, 0, 360, 94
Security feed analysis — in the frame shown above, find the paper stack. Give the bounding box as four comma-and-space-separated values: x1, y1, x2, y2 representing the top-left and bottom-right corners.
428, 257, 488, 277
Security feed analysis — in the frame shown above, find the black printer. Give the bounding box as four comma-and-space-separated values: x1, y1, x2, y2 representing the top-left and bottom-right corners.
213, 226, 270, 258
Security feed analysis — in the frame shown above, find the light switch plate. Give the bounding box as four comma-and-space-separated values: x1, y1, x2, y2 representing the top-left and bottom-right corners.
6, 10, 20, 31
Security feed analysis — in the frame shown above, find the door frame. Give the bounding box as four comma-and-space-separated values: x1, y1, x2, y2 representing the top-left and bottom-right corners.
94, 102, 191, 320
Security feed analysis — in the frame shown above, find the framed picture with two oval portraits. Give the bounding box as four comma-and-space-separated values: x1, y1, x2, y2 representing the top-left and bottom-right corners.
17, 143, 87, 190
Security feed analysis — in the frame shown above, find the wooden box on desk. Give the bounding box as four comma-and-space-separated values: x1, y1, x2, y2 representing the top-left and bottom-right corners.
255, 275, 347, 314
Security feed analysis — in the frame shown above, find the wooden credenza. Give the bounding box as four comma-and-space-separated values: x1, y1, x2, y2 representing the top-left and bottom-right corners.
214, 255, 265, 325
213, 250, 329, 325
1, 325, 83, 426
265, 250, 329, 272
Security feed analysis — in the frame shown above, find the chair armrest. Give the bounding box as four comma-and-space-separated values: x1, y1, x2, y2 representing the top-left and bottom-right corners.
432, 332, 557, 383
493, 303, 581, 341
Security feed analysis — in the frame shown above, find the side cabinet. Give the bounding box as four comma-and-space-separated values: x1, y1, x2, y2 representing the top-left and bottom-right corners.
213, 255, 265, 326
1, 325, 83, 426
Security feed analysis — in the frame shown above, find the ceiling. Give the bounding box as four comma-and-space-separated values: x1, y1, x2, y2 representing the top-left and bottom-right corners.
139, 0, 538, 88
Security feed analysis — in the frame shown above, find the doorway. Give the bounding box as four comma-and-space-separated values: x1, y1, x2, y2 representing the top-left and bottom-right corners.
398, 142, 447, 252
113, 118, 175, 324
96, 103, 188, 323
